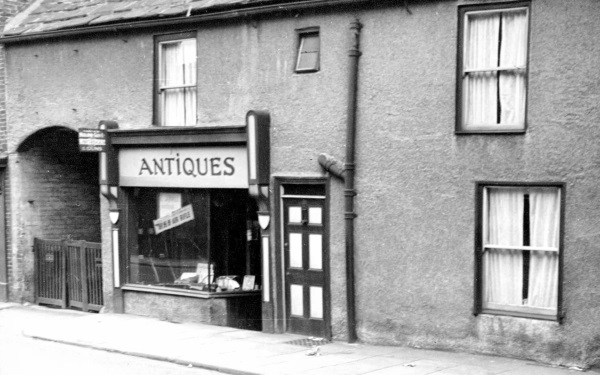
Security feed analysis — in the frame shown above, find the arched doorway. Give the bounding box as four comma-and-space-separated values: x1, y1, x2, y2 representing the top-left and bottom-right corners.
16, 126, 100, 241
11, 126, 101, 303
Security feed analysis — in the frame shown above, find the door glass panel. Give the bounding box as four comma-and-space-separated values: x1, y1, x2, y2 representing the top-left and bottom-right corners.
289, 206, 302, 223
309, 234, 322, 270
289, 233, 303, 268
308, 207, 322, 224
310, 286, 323, 319
291, 284, 304, 316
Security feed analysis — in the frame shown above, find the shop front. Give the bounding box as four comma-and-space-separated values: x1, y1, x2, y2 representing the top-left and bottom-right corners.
100, 116, 270, 331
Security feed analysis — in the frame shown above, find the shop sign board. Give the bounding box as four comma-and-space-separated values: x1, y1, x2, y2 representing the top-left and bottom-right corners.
78, 128, 106, 152
153, 204, 195, 235
119, 146, 248, 188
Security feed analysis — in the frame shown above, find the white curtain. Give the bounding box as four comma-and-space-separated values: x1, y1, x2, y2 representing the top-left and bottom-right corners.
499, 10, 528, 128
484, 188, 524, 306
528, 188, 560, 309
162, 39, 197, 126
464, 13, 499, 129
463, 9, 527, 129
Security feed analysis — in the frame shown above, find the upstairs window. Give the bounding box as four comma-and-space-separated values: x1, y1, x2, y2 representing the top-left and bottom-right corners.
457, 3, 529, 133
476, 183, 563, 320
156, 33, 197, 126
295, 29, 320, 73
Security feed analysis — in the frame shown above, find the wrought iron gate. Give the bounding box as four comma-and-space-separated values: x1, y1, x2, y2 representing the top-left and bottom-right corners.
34, 238, 103, 312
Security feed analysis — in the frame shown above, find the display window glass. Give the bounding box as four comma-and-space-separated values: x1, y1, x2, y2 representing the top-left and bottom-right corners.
126, 188, 260, 293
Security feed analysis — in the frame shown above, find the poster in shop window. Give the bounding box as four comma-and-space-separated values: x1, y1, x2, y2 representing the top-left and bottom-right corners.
158, 192, 182, 218
153, 204, 194, 235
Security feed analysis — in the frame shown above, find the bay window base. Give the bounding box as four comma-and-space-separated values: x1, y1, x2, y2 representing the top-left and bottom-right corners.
122, 287, 262, 331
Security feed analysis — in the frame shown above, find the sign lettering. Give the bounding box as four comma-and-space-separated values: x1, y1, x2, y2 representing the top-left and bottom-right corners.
138, 155, 236, 177
78, 128, 106, 152
119, 147, 248, 188
153, 204, 195, 235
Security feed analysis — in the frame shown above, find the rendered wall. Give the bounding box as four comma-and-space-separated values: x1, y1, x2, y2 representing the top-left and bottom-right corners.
4, 10, 351, 338
4, 0, 600, 367
353, 0, 600, 368
5, 33, 152, 306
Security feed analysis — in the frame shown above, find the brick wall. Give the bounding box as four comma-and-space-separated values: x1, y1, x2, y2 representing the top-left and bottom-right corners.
18, 129, 101, 241
9, 127, 101, 301
0, 0, 35, 302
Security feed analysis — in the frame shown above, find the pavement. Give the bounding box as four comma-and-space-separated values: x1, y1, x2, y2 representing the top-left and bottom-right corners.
0, 302, 595, 375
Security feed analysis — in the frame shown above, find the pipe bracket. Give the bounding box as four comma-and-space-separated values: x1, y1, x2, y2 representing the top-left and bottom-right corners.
344, 163, 356, 171
344, 189, 357, 197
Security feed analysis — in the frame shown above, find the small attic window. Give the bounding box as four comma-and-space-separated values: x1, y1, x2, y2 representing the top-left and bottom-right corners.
295, 28, 320, 73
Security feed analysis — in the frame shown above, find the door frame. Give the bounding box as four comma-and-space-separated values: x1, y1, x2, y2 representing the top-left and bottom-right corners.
0, 168, 7, 302
274, 176, 331, 339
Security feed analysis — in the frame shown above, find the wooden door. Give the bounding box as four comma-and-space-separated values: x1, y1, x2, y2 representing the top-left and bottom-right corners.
283, 197, 329, 337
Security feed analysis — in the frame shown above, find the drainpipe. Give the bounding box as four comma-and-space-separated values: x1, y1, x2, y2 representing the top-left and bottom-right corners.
345, 19, 362, 343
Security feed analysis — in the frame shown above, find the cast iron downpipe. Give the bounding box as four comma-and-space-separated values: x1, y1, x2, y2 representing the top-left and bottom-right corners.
345, 19, 362, 343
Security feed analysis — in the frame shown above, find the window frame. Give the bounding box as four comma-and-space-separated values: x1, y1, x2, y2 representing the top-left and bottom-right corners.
456, 2, 531, 134
121, 186, 261, 296
153, 31, 198, 127
474, 181, 565, 322
294, 27, 320, 73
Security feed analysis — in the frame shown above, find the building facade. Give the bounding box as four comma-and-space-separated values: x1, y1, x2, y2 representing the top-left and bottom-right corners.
0, 0, 34, 303
1, 0, 600, 369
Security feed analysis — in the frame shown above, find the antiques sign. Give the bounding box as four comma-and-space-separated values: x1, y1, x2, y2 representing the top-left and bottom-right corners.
119, 147, 248, 188
78, 128, 106, 152
153, 204, 195, 234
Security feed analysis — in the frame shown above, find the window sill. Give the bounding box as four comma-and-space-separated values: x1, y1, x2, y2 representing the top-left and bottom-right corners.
294, 69, 320, 75
481, 308, 558, 322
455, 129, 526, 135
122, 284, 261, 299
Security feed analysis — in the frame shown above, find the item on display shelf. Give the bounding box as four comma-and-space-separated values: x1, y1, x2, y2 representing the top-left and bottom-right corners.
190, 284, 218, 292
242, 275, 255, 291
174, 272, 198, 284
216, 275, 240, 291
196, 262, 214, 284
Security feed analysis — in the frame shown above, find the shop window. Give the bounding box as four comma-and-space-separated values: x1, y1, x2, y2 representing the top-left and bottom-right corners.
295, 28, 320, 73
126, 188, 261, 293
476, 183, 563, 320
457, 3, 529, 133
155, 33, 197, 126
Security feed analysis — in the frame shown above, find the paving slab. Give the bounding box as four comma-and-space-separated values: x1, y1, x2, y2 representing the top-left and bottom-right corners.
0, 303, 593, 375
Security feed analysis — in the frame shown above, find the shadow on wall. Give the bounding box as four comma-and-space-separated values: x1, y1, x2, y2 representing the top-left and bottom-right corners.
16, 126, 101, 242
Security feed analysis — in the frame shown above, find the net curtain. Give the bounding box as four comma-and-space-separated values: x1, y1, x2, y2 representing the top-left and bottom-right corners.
463, 9, 527, 129
483, 187, 559, 310
161, 39, 197, 126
